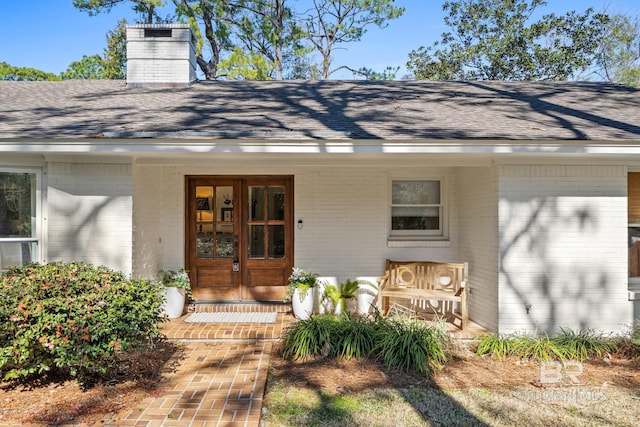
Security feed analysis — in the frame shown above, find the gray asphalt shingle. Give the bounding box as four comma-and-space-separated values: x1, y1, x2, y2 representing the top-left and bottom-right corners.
0, 79, 638, 141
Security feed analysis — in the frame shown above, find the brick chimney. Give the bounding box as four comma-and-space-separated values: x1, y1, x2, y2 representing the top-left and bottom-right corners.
126, 24, 197, 88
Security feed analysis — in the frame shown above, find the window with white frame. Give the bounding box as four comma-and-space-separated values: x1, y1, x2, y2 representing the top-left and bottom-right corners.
390, 179, 446, 240
0, 170, 40, 270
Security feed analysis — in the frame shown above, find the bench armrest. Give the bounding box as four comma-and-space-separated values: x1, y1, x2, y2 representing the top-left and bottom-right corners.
454, 280, 467, 297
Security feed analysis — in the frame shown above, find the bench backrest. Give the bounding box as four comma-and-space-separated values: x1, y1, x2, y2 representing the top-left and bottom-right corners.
384, 260, 468, 294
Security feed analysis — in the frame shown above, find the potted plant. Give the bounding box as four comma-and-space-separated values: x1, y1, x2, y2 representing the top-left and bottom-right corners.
355, 277, 379, 316
285, 268, 318, 320
323, 279, 369, 316
159, 268, 191, 318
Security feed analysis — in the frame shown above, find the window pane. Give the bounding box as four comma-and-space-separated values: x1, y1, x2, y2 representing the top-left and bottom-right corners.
249, 187, 265, 221
216, 235, 234, 259
196, 235, 213, 259
0, 172, 35, 238
268, 225, 285, 258
0, 241, 36, 269
392, 181, 440, 205
268, 187, 285, 221
249, 225, 265, 258
216, 186, 233, 221
392, 207, 440, 230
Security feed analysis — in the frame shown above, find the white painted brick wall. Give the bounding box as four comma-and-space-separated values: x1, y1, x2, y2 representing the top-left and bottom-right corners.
498, 165, 631, 334
138, 162, 460, 285
47, 162, 132, 274
132, 165, 164, 279
458, 167, 499, 331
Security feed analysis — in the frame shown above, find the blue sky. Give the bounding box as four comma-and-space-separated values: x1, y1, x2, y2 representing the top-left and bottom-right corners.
1, 0, 639, 79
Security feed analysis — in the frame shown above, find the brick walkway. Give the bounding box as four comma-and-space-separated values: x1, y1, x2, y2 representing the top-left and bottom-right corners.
103, 305, 295, 427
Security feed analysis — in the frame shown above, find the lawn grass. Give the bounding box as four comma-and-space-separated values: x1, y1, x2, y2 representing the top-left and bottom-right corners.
262, 380, 639, 426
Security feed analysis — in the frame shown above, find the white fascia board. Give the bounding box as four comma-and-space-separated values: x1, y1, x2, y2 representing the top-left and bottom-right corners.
2, 138, 640, 156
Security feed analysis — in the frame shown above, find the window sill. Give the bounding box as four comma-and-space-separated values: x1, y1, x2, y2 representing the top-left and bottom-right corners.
387, 239, 451, 248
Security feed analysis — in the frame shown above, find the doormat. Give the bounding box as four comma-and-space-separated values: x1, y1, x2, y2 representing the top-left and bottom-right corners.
184, 312, 278, 324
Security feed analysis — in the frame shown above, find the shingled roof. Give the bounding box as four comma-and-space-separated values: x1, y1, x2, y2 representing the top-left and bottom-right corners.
0, 79, 638, 141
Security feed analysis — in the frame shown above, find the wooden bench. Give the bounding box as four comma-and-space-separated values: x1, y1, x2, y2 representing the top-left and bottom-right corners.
377, 260, 469, 330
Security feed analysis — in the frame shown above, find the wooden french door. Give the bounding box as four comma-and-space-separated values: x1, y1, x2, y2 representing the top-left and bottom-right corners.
186, 176, 293, 301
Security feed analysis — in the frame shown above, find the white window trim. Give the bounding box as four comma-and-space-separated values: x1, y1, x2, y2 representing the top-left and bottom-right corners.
387, 176, 449, 246
0, 167, 43, 265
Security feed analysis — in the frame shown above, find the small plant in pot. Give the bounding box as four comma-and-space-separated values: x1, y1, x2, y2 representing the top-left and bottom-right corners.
285, 268, 318, 320
159, 268, 191, 318
323, 279, 367, 316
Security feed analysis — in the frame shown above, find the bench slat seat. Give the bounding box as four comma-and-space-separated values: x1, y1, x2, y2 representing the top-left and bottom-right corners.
377, 260, 469, 330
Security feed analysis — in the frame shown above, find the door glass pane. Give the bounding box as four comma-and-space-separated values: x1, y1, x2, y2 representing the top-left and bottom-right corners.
196, 186, 213, 234
248, 225, 265, 259
196, 235, 213, 259
268, 225, 285, 258
216, 186, 233, 221
249, 186, 265, 221
392, 207, 440, 230
268, 187, 285, 221
0, 172, 36, 238
216, 224, 234, 259
392, 181, 440, 205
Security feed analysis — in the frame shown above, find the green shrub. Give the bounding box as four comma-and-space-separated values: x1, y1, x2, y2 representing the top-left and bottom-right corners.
0, 262, 166, 387
513, 334, 564, 361
334, 316, 379, 360
375, 318, 447, 374
552, 328, 618, 362
475, 334, 518, 360
476, 329, 618, 362
281, 315, 340, 360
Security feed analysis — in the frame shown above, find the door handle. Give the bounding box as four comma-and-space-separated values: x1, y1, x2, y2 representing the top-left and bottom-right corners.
232, 235, 239, 272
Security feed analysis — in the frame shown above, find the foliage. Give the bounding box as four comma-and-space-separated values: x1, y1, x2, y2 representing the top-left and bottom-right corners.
323, 278, 376, 313
591, 14, 640, 85
0, 62, 60, 81
407, 0, 609, 81
60, 20, 127, 80
173, 0, 238, 80
0, 262, 166, 387
280, 315, 447, 374
281, 315, 339, 360
218, 47, 274, 80
232, 0, 305, 80
553, 328, 618, 362
355, 65, 400, 80
476, 329, 618, 362
159, 268, 191, 296
475, 333, 518, 360
285, 268, 318, 303
73, 0, 168, 23
304, 0, 405, 79
375, 317, 447, 373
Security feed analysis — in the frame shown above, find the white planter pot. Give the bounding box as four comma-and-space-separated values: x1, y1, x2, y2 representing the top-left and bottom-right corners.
334, 297, 356, 316
356, 277, 379, 316
162, 287, 186, 318
315, 276, 338, 314
292, 287, 315, 320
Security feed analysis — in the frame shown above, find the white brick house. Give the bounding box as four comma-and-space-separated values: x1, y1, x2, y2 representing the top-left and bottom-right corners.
1, 24, 639, 334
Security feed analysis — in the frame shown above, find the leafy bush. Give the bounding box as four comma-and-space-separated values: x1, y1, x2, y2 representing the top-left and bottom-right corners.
281, 315, 339, 360
281, 315, 448, 375
552, 328, 617, 362
476, 329, 618, 362
375, 318, 447, 374
0, 262, 166, 387
475, 334, 518, 360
